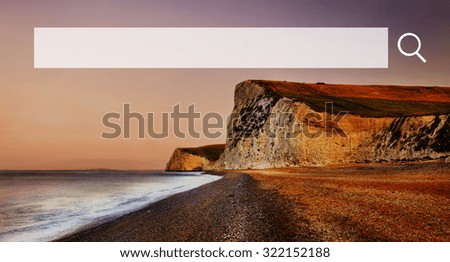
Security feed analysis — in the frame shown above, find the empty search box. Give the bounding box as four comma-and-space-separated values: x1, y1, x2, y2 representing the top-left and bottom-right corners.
34, 27, 388, 68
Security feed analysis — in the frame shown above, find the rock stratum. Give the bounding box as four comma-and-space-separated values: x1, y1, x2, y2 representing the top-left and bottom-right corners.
166, 144, 225, 171
166, 80, 450, 170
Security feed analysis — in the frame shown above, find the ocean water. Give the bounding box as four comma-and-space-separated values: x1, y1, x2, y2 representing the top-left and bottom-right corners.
0, 171, 221, 242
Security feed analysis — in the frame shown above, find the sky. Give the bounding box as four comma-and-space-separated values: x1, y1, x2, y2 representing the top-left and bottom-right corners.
0, 0, 449, 170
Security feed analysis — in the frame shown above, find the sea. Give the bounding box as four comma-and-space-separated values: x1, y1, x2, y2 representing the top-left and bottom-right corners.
0, 170, 221, 241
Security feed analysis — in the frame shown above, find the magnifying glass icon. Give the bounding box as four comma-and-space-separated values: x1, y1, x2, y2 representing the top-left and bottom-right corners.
397, 33, 427, 63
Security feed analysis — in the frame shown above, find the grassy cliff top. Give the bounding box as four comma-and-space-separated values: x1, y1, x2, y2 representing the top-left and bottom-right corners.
180, 144, 225, 161
244, 80, 450, 117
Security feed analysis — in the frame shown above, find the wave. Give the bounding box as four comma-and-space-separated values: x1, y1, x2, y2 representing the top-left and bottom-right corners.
0, 171, 221, 241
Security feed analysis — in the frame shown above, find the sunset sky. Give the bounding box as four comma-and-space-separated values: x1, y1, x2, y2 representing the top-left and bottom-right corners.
0, 0, 449, 170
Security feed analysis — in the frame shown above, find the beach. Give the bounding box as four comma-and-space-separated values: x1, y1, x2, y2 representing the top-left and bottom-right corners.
58, 172, 305, 241
59, 161, 450, 242
0, 171, 220, 241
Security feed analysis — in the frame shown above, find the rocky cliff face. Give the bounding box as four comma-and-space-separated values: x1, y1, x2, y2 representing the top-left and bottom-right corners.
166, 144, 224, 171
216, 80, 450, 169
167, 80, 450, 170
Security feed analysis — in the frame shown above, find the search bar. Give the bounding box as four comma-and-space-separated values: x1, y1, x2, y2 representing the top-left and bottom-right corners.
34, 27, 388, 68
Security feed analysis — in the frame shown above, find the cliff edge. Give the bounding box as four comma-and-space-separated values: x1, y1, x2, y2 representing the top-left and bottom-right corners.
167, 80, 450, 170
166, 144, 225, 171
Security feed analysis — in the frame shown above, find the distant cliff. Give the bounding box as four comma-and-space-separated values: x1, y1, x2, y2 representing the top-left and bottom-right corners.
166, 80, 450, 170
166, 144, 225, 171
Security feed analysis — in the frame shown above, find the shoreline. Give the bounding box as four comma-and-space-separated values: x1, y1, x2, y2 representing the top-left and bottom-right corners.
0, 170, 220, 242
58, 161, 449, 242
57, 172, 307, 241
51, 171, 224, 242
